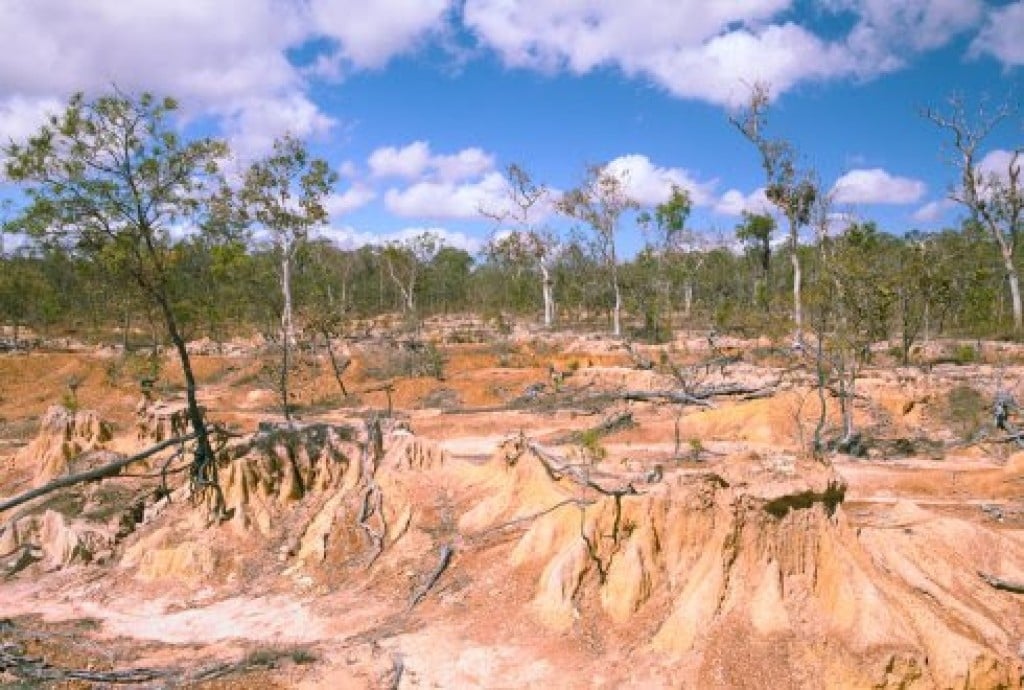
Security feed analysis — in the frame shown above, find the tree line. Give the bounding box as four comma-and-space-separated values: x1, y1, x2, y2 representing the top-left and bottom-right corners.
0, 87, 1019, 357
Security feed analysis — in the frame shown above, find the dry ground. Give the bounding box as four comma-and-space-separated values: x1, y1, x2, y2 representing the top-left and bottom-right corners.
1, 323, 1023, 688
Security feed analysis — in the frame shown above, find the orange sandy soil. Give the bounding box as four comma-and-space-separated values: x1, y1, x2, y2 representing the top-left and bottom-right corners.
1, 327, 1023, 688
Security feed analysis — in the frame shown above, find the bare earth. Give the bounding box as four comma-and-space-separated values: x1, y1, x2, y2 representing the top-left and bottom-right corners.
1, 326, 1023, 688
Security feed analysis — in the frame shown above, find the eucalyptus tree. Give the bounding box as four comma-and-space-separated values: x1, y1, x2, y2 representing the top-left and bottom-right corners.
731, 82, 817, 336
923, 95, 1023, 335
637, 184, 692, 338
239, 134, 336, 422
735, 211, 776, 312
381, 231, 441, 315
481, 164, 559, 327
557, 165, 639, 336
3, 91, 230, 507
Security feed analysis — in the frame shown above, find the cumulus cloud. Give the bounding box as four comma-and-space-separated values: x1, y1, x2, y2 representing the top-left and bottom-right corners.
324, 185, 377, 216
911, 198, 957, 223
603, 155, 717, 207
977, 149, 1023, 185
0, 0, 454, 157
714, 187, 772, 216
308, 0, 451, 69
832, 168, 927, 204
368, 141, 495, 182
324, 225, 482, 253
384, 171, 509, 219
969, 1, 1024, 66
369, 142, 433, 179
463, 0, 986, 106
0, 96, 62, 148
219, 94, 337, 161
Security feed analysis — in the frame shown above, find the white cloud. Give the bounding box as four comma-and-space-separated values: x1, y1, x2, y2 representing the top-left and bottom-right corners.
0, 0, 454, 160
324, 225, 482, 253
603, 155, 717, 207
369, 141, 433, 179
324, 185, 377, 216
714, 187, 772, 216
384, 171, 509, 219
977, 149, 1023, 184
309, 0, 451, 69
842, 0, 983, 57
912, 198, 957, 222
832, 168, 927, 204
433, 147, 495, 182
368, 141, 496, 182
969, 1, 1024, 66
219, 94, 336, 161
464, 0, 986, 106
0, 96, 62, 149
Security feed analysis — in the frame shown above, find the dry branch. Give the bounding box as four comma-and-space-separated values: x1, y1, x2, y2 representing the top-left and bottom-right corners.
524, 439, 639, 497
978, 571, 1024, 594
408, 543, 454, 608
0, 432, 197, 514
621, 390, 715, 408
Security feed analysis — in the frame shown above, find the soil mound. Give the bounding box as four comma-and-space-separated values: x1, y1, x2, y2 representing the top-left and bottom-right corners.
121, 419, 458, 589
16, 405, 112, 485
464, 441, 1024, 688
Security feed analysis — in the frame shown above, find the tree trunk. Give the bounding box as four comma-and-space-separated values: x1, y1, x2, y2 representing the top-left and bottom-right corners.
683, 282, 693, 318
540, 264, 554, 328
154, 292, 218, 510
790, 225, 803, 335
122, 305, 131, 353
612, 279, 622, 337
1003, 250, 1023, 335
280, 248, 294, 424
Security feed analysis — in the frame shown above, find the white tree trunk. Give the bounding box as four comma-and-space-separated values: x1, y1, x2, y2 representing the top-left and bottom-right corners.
280, 247, 294, 346
540, 263, 554, 327
280, 244, 295, 425
790, 229, 803, 336
1003, 250, 1023, 335
612, 279, 622, 337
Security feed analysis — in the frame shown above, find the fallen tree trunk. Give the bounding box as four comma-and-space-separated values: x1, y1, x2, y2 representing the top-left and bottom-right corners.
978, 571, 1024, 594
0, 433, 196, 514
621, 390, 715, 408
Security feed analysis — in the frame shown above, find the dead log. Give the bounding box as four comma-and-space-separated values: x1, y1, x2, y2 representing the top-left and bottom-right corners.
0, 433, 197, 514
524, 439, 639, 497
621, 390, 715, 408
558, 410, 635, 444
408, 543, 454, 608
978, 571, 1024, 594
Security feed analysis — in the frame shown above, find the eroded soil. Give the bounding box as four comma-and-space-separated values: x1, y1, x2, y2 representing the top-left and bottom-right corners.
2, 326, 1023, 688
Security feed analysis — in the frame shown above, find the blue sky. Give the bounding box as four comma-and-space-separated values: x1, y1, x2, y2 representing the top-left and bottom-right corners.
1, 0, 1021, 257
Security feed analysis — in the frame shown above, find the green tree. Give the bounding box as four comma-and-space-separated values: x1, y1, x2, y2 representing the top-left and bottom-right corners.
557, 165, 639, 336
3, 91, 229, 509
735, 211, 776, 312
731, 82, 817, 336
239, 134, 336, 423
637, 184, 692, 339
481, 164, 559, 327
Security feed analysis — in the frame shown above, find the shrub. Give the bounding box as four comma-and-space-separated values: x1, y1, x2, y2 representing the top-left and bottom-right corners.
941, 385, 988, 441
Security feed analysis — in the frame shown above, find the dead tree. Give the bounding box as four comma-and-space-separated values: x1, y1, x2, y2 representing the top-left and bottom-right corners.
923, 95, 1023, 335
